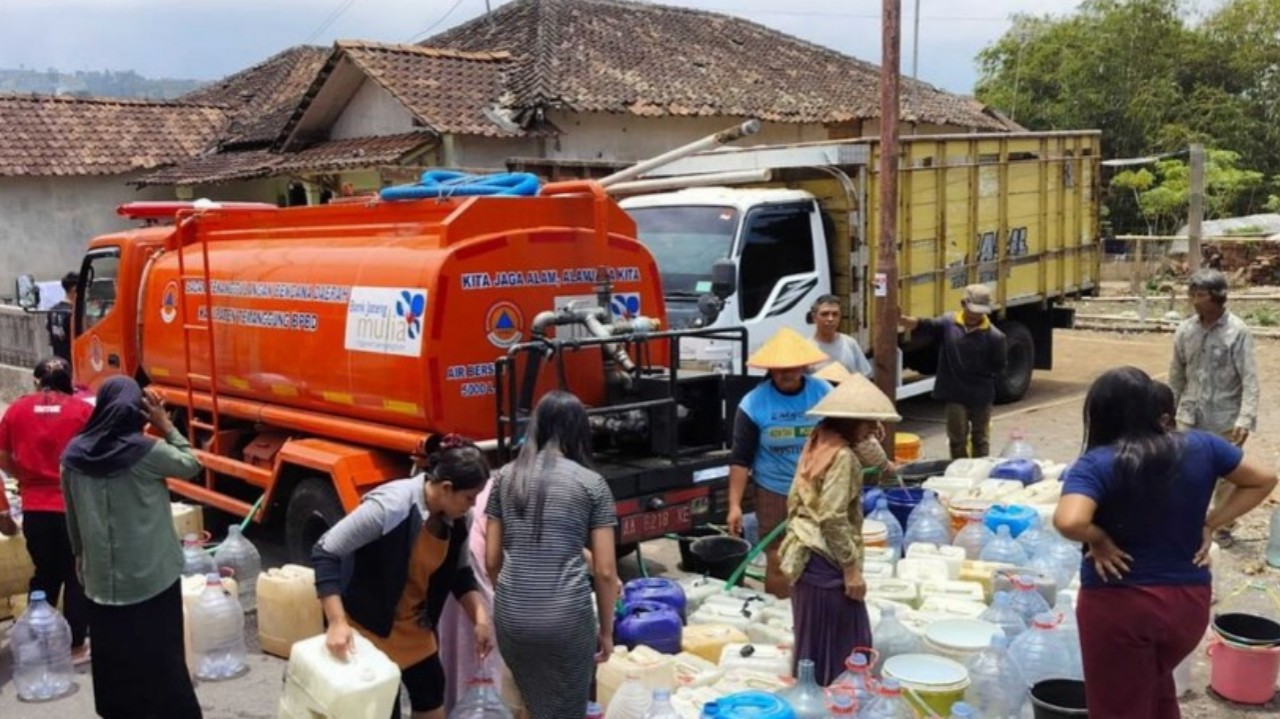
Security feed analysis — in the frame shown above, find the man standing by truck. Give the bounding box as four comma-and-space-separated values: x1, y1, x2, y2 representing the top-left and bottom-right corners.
808, 295, 873, 378
899, 285, 1007, 459
1169, 269, 1259, 548
46, 272, 78, 362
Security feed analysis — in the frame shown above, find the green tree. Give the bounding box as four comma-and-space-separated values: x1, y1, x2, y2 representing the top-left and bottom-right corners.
1111, 150, 1265, 235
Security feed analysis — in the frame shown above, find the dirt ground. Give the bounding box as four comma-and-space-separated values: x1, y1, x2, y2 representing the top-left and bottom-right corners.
1, 329, 1278, 717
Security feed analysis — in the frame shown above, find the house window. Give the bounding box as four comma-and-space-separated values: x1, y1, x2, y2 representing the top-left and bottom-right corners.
79, 250, 120, 333
737, 204, 816, 320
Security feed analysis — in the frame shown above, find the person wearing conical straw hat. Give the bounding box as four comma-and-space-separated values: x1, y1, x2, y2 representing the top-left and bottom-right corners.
778, 373, 897, 685
812, 361, 855, 386
727, 327, 832, 598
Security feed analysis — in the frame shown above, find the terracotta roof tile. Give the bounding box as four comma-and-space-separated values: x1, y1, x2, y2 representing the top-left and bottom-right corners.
180, 46, 329, 148
0, 94, 228, 177
132, 148, 278, 186
426, 0, 1008, 130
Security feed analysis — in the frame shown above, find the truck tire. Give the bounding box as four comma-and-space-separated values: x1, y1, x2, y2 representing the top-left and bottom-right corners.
995, 320, 1035, 405
286, 478, 345, 565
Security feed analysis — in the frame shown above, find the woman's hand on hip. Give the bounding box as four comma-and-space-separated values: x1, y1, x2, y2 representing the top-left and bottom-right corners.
843, 567, 867, 601
1085, 534, 1132, 582
1193, 525, 1214, 567
325, 620, 356, 661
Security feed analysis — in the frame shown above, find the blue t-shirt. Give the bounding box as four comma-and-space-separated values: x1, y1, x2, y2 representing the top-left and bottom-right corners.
737, 376, 832, 495
1061, 430, 1242, 588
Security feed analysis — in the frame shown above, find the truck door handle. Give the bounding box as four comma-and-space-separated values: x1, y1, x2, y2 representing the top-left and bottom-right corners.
108, 353, 120, 368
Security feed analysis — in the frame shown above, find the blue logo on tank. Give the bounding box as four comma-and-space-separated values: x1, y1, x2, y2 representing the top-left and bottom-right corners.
396, 291, 426, 339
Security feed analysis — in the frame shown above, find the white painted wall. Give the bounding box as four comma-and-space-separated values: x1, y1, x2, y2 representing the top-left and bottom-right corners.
545, 112, 831, 163
329, 78, 418, 140
0, 173, 169, 298
453, 135, 541, 170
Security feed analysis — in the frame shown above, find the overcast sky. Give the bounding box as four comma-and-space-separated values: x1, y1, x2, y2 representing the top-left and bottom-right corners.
0, 0, 1086, 94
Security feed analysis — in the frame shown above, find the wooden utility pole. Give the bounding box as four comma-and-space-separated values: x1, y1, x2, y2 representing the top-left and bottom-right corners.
875, 0, 902, 457
1188, 143, 1205, 272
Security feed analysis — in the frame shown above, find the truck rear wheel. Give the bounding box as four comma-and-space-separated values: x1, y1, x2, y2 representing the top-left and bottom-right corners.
995, 320, 1035, 404
286, 478, 345, 565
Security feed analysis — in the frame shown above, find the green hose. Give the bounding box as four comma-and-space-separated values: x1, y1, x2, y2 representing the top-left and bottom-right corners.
201, 493, 267, 555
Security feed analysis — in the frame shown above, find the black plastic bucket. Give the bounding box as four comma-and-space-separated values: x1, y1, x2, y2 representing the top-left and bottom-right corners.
1030, 679, 1088, 718
676, 527, 724, 574
1212, 613, 1280, 647
689, 536, 751, 582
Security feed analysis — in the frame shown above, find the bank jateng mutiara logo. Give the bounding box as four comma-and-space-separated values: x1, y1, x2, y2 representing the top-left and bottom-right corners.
611, 293, 640, 320
396, 291, 426, 340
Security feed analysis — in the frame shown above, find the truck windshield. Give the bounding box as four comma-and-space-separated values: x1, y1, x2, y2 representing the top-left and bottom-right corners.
628, 206, 738, 295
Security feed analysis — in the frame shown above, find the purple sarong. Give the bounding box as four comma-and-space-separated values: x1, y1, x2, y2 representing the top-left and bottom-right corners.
791, 553, 873, 686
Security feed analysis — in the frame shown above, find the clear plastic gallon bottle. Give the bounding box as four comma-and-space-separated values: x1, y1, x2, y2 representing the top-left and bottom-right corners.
979, 591, 1028, 640
964, 634, 1027, 718
777, 659, 826, 719
830, 650, 875, 708
190, 573, 248, 681
953, 515, 996, 560
1007, 575, 1051, 625
641, 690, 680, 719
181, 533, 216, 577
213, 525, 262, 612
980, 526, 1030, 565
1008, 613, 1074, 686
872, 606, 922, 673
12, 590, 76, 702
861, 678, 915, 719
868, 498, 905, 558
1000, 430, 1035, 460
449, 675, 515, 719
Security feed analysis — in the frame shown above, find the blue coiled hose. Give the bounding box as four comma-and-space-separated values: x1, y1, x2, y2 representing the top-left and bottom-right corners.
379, 170, 541, 200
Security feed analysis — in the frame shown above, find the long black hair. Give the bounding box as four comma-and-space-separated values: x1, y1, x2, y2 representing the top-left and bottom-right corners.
1082, 367, 1182, 496
509, 391, 593, 542
420, 433, 489, 490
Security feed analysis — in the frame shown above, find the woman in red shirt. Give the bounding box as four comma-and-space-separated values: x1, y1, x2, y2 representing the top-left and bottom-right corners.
0, 357, 94, 663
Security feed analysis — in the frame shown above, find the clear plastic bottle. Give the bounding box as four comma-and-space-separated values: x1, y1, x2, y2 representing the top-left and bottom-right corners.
1015, 514, 1050, 558
904, 511, 952, 551
979, 526, 1030, 565
190, 573, 248, 681
860, 678, 915, 719
640, 690, 679, 719
869, 498, 905, 558
12, 590, 76, 702
825, 687, 858, 717
450, 675, 515, 719
1000, 430, 1035, 460
948, 702, 979, 719
979, 591, 1028, 640
1266, 505, 1280, 568
586, 702, 605, 719
181, 533, 216, 576
1008, 613, 1074, 686
1037, 537, 1082, 589
1007, 575, 1051, 625
871, 606, 922, 673
830, 650, 875, 708
907, 490, 951, 532
953, 515, 995, 560
964, 634, 1026, 718
778, 659, 827, 719
213, 525, 262, 612
1051, 592, 1084, 680
604, 671, 651, 719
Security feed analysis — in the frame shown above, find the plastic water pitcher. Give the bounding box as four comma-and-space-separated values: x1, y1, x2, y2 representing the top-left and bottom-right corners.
963, 635, 1026, 719
979, 526, 1029, 565
449, 675, 514, 719
871, 606, 922, 674
979, 592, 1028, 640
1000, 430, 1035, 460
1007, 575, 1051, 624
182, 533, 216, 577
903, 511, 952, 552
777, 659, 826, 719
605, 672, 652, 719
1008, 613, 1074, 687
861, 678, 915, 719
1266, 505, 1280, 568
12, 590, 75, 702
830, 651, 875, 708
868, 498, 905, 557
190, 573, 248, 681
953, 516, 995, 560
214, 525, 262, 612
641, 690, 681, 719
908, 490, 951, 531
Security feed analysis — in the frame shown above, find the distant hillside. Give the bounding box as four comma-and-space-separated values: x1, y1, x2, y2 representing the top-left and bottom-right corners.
0, 67, 205, 99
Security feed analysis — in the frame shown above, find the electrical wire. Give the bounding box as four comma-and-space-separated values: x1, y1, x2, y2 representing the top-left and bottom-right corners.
405, 0, 472, 43
303, 0, 359, 45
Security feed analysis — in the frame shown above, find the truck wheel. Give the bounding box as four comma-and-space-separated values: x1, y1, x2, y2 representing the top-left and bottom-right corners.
286, 478, 345, 565
995, 320, 1035, 405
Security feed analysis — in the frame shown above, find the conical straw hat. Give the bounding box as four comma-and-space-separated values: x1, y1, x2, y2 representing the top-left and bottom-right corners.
808, 373, 902, 422
747, 327, 829, 369
813, 362, 856, 385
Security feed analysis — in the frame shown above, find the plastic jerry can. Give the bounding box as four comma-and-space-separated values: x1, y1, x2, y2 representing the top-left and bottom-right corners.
717, 643, 792, 678
905, 543, 966, 578
896, 557, 953, 584
680, 576, 721, 613
597, 645, 676, 709
673, 686, 727, 719
959, 560, 1017, 600
744, 621, 792, 648
171, 502, 204, 540
281, 634, 401, 719
865, 578, 920, 607
258, 564, 324, 659
0, 531, 36, 597
863, 560, 896, 579
918, 596, 989, 619
702, 588, 777, 610
688, 602, 763, 633
918, 580, 986, 605
713, 668, 793, 695
865, 546, 900, 566
683, 624, 750, 664
672, 652, 725, 689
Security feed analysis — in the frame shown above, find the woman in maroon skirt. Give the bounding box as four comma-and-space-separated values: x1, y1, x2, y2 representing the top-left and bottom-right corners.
778, 374, 896, 685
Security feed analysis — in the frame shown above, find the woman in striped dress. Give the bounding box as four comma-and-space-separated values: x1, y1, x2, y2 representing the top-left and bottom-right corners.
485, 392, 619, 719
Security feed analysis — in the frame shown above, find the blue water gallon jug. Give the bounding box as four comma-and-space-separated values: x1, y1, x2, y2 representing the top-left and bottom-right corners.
615, 600, 683, 655
862, 487, 886, 516
990, 459, 1044, 486
701, 691, 795, 718
623, 578, 688, 620
984, 504, 1039, 538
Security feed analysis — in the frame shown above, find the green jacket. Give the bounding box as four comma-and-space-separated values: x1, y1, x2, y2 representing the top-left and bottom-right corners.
61, 427, 202, 606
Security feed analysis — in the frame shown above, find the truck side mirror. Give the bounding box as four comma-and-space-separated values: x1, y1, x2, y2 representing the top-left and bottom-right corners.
711, 259, 737, 300
15, 274, 40, 311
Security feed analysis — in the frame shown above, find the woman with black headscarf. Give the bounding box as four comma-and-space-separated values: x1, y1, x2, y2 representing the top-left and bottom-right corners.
61, 376, 204, 719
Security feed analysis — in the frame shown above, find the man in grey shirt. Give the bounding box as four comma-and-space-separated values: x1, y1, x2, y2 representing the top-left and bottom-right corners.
808, 294, 873, 378
1169, 269, 1259, 546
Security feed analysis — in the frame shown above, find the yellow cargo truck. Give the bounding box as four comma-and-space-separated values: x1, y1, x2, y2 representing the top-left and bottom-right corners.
616, 131, 1102, 404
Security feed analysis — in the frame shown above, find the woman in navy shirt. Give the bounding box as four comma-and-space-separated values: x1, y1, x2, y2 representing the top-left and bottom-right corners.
1056, 367, 1276, 719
